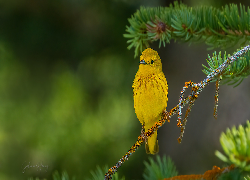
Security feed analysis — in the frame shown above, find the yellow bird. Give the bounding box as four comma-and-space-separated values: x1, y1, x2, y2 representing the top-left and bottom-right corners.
133, 48, 168, 154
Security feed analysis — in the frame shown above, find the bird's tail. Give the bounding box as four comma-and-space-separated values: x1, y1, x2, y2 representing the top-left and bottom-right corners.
145, 129, 159, 154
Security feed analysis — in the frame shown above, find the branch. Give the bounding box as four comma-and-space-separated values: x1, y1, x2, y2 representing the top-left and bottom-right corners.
124, 1, 250, 57
202, 50, 250, 87
104, 45, 250, 180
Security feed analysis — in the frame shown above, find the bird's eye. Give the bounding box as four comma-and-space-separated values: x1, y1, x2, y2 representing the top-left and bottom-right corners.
151, 60, 154, 64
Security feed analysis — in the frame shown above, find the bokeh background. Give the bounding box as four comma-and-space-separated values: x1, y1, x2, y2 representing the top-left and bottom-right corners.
0, 0, 250, 179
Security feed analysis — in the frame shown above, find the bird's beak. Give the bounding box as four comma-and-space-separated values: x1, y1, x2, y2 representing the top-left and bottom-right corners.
140, 60, 146, 64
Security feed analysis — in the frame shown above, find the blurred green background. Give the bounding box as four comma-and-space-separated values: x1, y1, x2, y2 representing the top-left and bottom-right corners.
0, 0, 250, 179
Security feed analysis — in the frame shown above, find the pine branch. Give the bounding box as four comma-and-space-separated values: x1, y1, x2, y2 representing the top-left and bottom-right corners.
143, 156, 238, 180
124, 1, 250, 57
202, 49, 250, 87
215, 120, 250, 172
164, 165, 236, 180
88, 166, 124, 180
143, 155, 178, 180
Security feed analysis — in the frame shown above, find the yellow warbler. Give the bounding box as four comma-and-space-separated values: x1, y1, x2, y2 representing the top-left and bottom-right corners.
133, 48, 168, 154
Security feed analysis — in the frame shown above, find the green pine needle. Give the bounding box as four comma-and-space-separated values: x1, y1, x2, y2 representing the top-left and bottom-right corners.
88, 166, 125, 180
202, 50, 250, 87
124, 1, 250, 57
245, 175, 250, 180
215, 120, 250, 172
143, 155, 178, 180
217, 168, 242, 180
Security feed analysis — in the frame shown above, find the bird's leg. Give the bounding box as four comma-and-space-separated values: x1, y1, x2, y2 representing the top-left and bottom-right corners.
162, 109, 170, 123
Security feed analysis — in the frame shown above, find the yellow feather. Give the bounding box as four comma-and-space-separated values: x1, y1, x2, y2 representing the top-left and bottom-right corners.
133, 48, 168, 154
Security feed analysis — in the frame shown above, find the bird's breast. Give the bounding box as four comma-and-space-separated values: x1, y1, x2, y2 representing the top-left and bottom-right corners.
133, 73, 168, 125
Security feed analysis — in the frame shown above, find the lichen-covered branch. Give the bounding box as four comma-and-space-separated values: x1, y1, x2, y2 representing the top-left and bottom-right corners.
104, 45, 250, 180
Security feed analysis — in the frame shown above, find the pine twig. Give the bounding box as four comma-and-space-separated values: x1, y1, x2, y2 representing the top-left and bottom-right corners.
124, 2, 250, 57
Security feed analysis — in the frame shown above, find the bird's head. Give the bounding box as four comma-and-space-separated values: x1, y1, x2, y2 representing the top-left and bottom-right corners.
138, 48, 163, 74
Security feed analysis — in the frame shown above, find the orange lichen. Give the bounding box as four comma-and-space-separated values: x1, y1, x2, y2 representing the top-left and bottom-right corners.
164, 165, 235, 180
